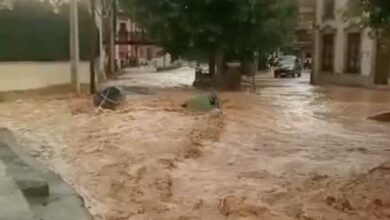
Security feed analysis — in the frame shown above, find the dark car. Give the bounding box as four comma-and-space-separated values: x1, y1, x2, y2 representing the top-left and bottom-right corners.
274, 56, 302, 78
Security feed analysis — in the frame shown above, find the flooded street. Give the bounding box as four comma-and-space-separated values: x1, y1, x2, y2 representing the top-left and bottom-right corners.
0, 68, 390, 220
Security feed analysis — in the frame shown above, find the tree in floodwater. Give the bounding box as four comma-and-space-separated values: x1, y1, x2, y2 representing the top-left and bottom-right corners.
120, 0, 298, 88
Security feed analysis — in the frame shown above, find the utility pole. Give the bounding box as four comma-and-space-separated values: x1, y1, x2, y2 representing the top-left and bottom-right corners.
107, 0, 117, 76
70, 0, 80, 93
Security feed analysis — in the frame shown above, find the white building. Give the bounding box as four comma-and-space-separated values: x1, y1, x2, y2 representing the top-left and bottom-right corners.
312, 0, 389, 86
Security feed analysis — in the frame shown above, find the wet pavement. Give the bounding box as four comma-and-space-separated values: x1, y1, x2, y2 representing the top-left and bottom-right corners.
0, 67, 389, 220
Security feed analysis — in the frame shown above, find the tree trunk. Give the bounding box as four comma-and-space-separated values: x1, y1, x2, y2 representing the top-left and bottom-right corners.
89, 0, 97, 94
241, 60, 249, 75
96, 9, 106, 83
215, 47, 224, 88
112, 0, 117, 72
215, 48, 224, 76
208, 50, 216, 76
107, 0, 117, 76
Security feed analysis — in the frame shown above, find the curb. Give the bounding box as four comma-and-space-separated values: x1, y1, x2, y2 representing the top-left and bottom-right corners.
0, 128, 92, 220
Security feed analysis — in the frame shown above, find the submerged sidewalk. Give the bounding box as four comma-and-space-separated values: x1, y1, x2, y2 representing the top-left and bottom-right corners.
0, 128, 92, 220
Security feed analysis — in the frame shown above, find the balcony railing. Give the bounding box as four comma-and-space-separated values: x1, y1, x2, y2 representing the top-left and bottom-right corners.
117, 30, 156, 45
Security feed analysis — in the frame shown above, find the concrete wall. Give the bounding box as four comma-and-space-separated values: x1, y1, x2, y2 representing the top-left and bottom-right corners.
153, 54, 172, 68
360, 29, 376, 77
318, 73, 372, 87
0, 62, 90, 92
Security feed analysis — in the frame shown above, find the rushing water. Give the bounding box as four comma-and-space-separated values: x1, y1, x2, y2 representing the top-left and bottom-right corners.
110, 68, 390, 219
0, 67, 389, 220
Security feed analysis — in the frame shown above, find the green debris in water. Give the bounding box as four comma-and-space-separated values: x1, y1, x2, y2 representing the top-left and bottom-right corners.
183, 94, 219, 111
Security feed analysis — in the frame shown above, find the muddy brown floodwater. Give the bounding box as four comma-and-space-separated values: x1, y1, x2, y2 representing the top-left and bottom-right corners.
0, 69, 390, 220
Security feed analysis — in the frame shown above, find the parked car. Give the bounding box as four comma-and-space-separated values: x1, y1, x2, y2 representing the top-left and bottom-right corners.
274, 56, 302, 78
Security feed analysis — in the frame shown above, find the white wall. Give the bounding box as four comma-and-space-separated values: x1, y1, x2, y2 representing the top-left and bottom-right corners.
360, 29, 375, 76
0, 62, 90, 92
316, 0, 375, 77
153, 54, 172, 68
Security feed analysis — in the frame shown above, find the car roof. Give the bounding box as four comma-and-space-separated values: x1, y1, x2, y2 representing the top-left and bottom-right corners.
280, 55, 296, 60
279, 59, 295, 64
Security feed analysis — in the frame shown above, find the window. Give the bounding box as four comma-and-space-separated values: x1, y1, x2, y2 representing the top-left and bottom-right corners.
140, 48, 144, 57
119, 22, 127, 32
118, 22, 128, 42
346, 33, 361, 74
296, 29, 311, 43
323, 0, 335, 20
322, 33, 334, 72
147, 48, 153, 60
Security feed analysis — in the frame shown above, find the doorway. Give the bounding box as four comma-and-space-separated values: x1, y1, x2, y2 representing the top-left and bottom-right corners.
374, 38, 390, 85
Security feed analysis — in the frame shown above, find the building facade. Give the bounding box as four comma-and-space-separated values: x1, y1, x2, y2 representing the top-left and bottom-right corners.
116, 15, 167, 68
295, 0, 315, 61
312, 0, 389, 86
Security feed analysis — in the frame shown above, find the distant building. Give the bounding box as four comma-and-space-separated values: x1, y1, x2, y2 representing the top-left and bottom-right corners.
295, 0, 315, 62
116, 14, 169, 68
312, 0, 390, 86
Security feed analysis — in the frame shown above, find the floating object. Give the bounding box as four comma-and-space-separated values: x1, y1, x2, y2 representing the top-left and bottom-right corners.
368, 111, 390, 122
93, 86, 125, 110
182, 93, 220, 111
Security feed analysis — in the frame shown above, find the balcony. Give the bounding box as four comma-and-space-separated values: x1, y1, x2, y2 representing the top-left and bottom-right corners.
117, 30, 156, 45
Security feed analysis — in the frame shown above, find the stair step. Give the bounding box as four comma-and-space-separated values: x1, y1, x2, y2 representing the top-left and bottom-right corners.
0, 142, 50, 198
16, 177, 50, 197
0, 161, 34, 220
